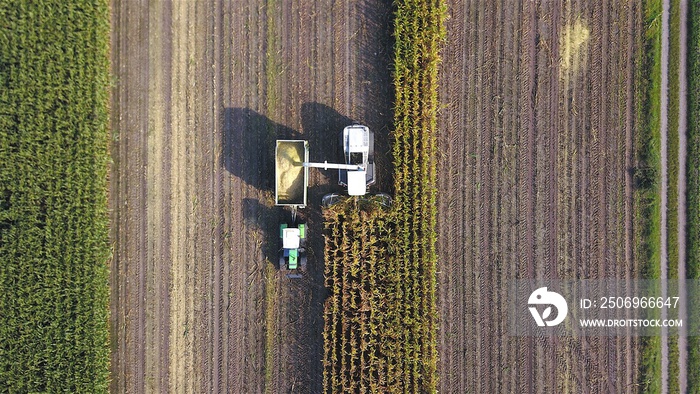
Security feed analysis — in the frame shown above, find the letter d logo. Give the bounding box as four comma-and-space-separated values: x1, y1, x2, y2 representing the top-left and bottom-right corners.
528, 287, 568, 327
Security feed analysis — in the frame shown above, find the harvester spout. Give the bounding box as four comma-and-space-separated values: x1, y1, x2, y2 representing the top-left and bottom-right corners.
302, 161, 364, 171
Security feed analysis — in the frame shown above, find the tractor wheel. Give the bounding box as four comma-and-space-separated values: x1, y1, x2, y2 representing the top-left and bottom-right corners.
300, 256, 307, 271
279, 256, 286, 271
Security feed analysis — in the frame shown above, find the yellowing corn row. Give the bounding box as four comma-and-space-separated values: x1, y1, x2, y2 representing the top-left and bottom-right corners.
322, 1, 445, 392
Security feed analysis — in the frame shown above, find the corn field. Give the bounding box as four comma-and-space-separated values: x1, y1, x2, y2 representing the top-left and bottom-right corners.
0, 1, 111, 392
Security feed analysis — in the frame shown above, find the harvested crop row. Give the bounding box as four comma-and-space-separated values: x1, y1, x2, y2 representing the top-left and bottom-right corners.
0, 0, 111, 392
322, 0, 445, 392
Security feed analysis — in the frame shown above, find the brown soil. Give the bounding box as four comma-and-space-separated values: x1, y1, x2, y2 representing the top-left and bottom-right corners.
109, 0, 393, 392
436, 0, 643, 392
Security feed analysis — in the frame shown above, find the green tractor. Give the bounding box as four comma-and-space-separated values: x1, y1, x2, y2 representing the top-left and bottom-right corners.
279, 222, 307, 278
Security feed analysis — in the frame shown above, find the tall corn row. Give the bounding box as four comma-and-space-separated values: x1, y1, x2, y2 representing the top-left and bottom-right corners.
322, 0, 445, 392
391, 0, 445, 391
322, 199, 393, 393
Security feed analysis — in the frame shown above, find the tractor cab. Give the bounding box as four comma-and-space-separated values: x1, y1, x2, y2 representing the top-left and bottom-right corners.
279, 223, 307, 274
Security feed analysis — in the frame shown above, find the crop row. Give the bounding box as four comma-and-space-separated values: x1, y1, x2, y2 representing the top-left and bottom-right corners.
321, 1, 445, 392
0, 1, 111, 392
322, 199, 397, 392
388, 0, 445, 391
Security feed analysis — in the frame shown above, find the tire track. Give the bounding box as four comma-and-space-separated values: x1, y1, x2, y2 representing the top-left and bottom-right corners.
109, 0, 127, 390
208, 0, 225, 390
475, 2, 494, 391
146, 1, 170, 391
158, 2, 173, 392
504, 1, 524, 391
624, 0, 638, 388
544, 3, 561, 391
167, 1, 189, 390
660, 0, 670, 389
523, 1, 537, 391
436, 1, 467, 392
465, 1, 479, 390
112, 0, 151, 391
122, 0, 150, 391
599, 0, 613, 390
225, 0, 254, 390
188, 1, 213, 390
677, 0, 689, 390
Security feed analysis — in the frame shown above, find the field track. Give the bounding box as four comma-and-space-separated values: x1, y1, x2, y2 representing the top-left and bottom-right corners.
109, 1, 393, 392
436, 1, 643, 392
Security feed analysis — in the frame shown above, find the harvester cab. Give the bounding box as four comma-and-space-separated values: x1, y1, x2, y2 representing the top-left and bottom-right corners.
340, 125, 375, 196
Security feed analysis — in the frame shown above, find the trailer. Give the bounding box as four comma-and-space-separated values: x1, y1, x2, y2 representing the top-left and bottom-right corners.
275, 140, 309, 208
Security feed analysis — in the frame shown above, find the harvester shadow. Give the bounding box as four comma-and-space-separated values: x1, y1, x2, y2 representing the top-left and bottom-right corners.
301, 101, 394, 195
300, 102, 354, 200
222, 107, 300, 192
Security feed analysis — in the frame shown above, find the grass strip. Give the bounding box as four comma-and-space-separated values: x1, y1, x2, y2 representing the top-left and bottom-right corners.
263, 261, 277, 394
0, 1, 111, 392
636, 0, 664, 392
667, 0, 681, 390
686, 0, 700, 391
